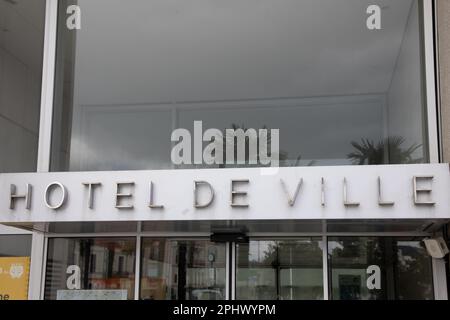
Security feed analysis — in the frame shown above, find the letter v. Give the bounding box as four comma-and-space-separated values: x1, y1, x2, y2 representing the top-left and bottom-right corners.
280, 178, 303, 207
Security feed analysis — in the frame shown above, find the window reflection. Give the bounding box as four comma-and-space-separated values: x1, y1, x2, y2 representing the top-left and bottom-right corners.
0, 235, 32, 257
0, 0, 45, 173
51, 0, 429, 171
328, 237, 434, 300
140, 239, 226, 300
45, 238, 136, 300
396, 241, 435, 299
236, 239, 324, 300
42, 236, 437, 300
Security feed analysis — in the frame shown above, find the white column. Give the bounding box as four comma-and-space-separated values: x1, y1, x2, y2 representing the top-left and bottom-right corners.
28, 232, 46, 300
432, 258, 448, 300
37, 0, 58, 173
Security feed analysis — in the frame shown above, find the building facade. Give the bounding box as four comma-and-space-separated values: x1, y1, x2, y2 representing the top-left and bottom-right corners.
1, 0, 450, 300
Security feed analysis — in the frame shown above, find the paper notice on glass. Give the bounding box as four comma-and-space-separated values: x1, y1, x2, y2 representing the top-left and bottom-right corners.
0, 257, 30, 300
56, 289, 128, 300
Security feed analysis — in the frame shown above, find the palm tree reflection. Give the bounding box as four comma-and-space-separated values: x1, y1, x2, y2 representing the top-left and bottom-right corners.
347, 136, 422, 165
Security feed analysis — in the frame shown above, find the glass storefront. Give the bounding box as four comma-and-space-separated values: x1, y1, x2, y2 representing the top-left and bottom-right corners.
41, 236, 435, 300
51, 0, 430, 171
0, 0, 45, 173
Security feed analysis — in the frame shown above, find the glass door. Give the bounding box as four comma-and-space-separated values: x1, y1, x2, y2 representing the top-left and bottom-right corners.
140, 239, 227, 300
235, 239, 324, 300
45, 237, 137, 300
327, 237, 435, 300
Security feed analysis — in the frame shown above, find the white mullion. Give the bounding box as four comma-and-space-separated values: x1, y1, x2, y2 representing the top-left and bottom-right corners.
423, 0, 440, 163
322, 235, 329, 300
37, 0, 58, 173
225, 242, 230, 300
134, 233, 142, 300
231, 243, 236, 300
39, 236, 49, 300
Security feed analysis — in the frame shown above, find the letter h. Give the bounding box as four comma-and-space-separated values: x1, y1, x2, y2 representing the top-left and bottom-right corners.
10, 184, 32, 210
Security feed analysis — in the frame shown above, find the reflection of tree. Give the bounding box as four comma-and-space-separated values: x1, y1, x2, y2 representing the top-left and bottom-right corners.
329, 238, 385, 300
248, 240, 323, 300
260, 241, 322, 267
329, 238, 434, 300
347, 136, 422, 165
330, 238, 384, 267
395, 244, 434, 300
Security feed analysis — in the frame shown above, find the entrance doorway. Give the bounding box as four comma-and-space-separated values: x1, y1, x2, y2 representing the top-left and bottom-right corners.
140, 239, 226, 300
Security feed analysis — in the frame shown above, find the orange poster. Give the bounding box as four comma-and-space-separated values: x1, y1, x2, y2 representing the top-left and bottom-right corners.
0, 257, 30, 300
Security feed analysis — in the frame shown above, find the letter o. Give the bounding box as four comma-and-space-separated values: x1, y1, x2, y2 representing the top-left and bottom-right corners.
45, 182, 67, 210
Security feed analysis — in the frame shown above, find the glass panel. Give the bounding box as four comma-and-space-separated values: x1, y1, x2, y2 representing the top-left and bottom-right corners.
395, 240, 434, 299
0, 0, 45, 172
52, 0, 430, 171
44, 238, 136, 300
140, 239, 226, 300
236, 241, 277, 300
0, 235, 31, 257
236, 239, 323, 300
328, 237, 434, 300
45, 222, 138, 234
